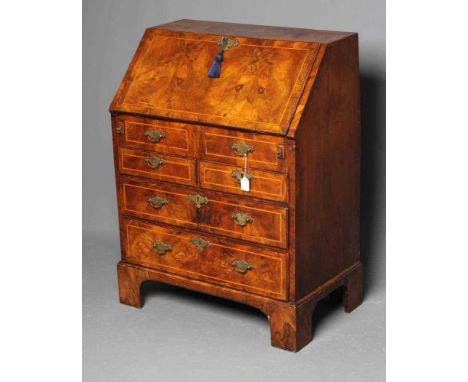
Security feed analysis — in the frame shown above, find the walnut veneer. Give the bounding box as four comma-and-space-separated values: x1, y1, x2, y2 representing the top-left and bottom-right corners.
110, 19, 363, 352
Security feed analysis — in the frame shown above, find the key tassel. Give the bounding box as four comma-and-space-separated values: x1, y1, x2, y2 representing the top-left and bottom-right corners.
208, 51, 224, 78
207, 36, 239, 78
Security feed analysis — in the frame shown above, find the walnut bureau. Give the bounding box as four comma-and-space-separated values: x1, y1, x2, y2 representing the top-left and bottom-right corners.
110, 19, 363, 352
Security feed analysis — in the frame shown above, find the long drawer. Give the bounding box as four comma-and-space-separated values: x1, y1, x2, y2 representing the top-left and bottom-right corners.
120, 179, 288, 249
122, 218, 287, 300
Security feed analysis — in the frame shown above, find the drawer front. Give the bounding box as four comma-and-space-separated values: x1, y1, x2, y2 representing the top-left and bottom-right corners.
123, 219, 287, 300
200, 127, 288, 172
121, 181, 197, 229
199, 161, 288, 203
117, 116, 197, 157
120, 179, 287, 249
118, 147, 196, 186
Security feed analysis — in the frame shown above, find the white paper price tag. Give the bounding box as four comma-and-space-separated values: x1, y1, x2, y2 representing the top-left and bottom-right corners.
240, 175, 250, 192
240, 153, 250, 192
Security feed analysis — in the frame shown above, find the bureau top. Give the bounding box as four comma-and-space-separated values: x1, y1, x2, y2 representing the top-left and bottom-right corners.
110, 20, 357, 136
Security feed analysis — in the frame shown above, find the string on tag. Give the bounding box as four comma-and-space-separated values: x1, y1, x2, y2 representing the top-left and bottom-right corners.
240, 153, 250, 192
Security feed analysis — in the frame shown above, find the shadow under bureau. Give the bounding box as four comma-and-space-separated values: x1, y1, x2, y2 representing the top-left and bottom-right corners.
110, 19, 363, 352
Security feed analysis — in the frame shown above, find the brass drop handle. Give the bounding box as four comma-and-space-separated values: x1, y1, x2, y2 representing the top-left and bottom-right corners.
145, 128, 165, 143
148, 196, 167, 210
232, 142, 254, 157
231, 170, 254, 183
152, 241, 171, 255
231, 259, 254, 274
188, 194, 209, 209
190, 237, 211, 252
145, 156, 165, 170
232, 211, 253, 227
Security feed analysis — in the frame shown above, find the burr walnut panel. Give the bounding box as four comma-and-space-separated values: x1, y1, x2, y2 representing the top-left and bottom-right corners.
118, 147, 196, 186
200, 127, 288, 172
123, 218, 287, 300
117, 115, 198, 157
121, 180, 197, 229
120, 179, 288, 249
199, 160, 288, 202
111, 29, 320, 134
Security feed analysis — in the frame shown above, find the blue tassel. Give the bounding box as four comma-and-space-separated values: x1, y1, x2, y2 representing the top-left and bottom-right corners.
208, 51, 224, 78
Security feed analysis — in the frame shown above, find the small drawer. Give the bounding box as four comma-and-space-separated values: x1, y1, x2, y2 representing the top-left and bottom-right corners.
116, 116, 198, 157
199, 161, 288, 203
120, 179, 288, 249
200, 127, 288, 172
118, 147, 196, 186
122, 218, 287, 300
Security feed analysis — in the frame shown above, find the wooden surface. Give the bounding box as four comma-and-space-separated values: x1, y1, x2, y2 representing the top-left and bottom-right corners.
293, 34, 361, 299
111, 20, 363, 352
199, 160, 288, 202
110, 29, 320, 135
117, 115, 198, 157
118, 147, 196, 186
122, 218, 287, 300
156, 19, 355, 44
120, 178, 288, 248
200, 126, 288, 171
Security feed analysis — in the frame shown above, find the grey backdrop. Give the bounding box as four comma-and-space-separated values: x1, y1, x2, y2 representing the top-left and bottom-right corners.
83, 1, 385, 381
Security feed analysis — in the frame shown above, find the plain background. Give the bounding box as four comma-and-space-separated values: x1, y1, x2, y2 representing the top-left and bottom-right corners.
83, 1, 385, 381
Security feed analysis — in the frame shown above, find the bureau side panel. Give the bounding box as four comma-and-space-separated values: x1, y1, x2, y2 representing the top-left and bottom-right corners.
294, 35, 361, 299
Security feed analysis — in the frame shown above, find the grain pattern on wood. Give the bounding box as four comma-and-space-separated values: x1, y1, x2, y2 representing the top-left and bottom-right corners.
120, 178, 288, 248
199, 160, 288, 202
118, 147, 196, 186
200, 126, 288, 171
267, 299, 316, 352
116, 115, 199, 157
122, 218, 287, 300
110, 29, 320, 134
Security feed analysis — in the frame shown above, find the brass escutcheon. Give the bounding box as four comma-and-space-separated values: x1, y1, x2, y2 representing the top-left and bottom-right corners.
232, 142, 254, 157
276, 144, 285, 159
188, 194, 209, 209
145, 128, 165, 143
217, 36, 239, 52
148, 196, 167, 210
152, 241, 171, 255
231, 259, 254, 274
231, 170, 254, 183
232, 211, 253, 227
190, 237, 211, 252
144, 156, 165, 170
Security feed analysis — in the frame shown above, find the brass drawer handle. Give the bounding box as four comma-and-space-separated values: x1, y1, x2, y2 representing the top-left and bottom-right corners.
145, 156, 165, 170
145, 128, 165, 143
231, 259, 254, 274
231, 170, 254, 183
232, 211, 253, 227
152, 241, 171, 255
232, 142, 254, 157
190, 237, 211, 252
188, 194, 209, 209
148, 196, 167, 210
